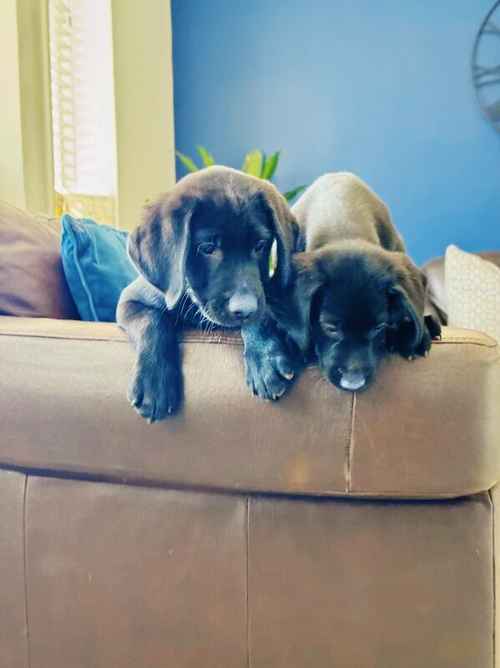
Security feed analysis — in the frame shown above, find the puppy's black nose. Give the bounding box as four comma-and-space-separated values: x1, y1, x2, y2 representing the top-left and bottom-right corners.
227, 292, 258, 320
336, 365, 370, 392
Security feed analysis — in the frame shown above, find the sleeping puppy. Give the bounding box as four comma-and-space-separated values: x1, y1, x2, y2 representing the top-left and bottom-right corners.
271, 172, 441, 392
117, 166, 299, 421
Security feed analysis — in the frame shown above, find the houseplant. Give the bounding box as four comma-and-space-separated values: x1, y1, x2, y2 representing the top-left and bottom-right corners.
176, 147, 307, 203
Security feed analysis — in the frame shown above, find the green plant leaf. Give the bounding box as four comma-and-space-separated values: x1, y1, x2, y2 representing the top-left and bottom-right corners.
241, 149, 263, 177
283, 185, 307, 203
196, 146, 215, 167
261, 151, 280, 180
259, 152, 266, 178
176, 151, 199, 173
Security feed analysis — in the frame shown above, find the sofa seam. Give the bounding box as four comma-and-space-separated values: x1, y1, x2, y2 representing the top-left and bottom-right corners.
246, 496, 251, 668
0, 462, 494, 500
0, 332, 127, 343
0, 329, 496, 349
0, 331, 244, 346
345, 393, 356, 493
489, 488, 496, 668
22, 474, 32, 668
435, 338, 497, 348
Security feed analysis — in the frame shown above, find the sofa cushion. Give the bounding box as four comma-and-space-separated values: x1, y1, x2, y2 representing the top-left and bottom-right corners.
0, 201, 78, 319
61, 214, 138, 321
0, 317, 498, 499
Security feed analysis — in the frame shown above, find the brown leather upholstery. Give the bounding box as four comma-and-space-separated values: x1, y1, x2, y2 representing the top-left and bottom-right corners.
249, 494, 493, 668
1, 470, 498, 667
492, 485, 500, 658
1, 314, 500, 667
26, 477, 247, 668
1, 317, 499, 498
423, 251, 500, 324
0, 470, 29, 668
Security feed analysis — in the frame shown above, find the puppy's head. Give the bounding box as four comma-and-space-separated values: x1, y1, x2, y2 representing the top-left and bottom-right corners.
294, 243, 425, 391
128, 166, 297, 327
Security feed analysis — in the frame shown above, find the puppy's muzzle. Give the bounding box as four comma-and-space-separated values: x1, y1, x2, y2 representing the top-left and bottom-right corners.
227, 291, 259, 322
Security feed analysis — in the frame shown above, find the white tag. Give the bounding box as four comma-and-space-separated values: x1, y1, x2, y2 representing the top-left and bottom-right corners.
269, 238, 278, 278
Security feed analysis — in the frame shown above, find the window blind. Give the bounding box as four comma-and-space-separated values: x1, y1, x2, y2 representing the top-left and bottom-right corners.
48, 0, 117, 225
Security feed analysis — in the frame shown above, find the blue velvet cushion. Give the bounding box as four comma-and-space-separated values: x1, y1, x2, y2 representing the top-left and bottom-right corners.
60, 214, 138, 322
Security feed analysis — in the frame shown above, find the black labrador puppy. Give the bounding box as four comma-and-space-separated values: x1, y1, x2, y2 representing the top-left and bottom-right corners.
270, 172, 441, 392
117, 166, 299, 421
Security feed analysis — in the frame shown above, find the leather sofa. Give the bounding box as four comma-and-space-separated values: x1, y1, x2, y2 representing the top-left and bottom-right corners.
1, 296, 500, 667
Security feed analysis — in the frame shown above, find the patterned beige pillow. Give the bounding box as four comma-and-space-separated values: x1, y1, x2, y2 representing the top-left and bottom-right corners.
445, 244, 500, 342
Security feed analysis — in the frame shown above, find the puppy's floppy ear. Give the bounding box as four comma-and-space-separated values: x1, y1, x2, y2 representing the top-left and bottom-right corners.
388, 285, 423, 351
387, 257, 427, 351
256, 185, 300, 287
287, 252, 324, 352
128, 195, 194, 309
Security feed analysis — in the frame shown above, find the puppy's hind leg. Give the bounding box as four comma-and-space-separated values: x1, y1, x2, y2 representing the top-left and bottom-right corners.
241, 316, 300, 401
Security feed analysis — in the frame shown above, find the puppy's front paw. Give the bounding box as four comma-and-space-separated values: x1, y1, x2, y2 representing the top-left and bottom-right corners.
245, 346, 295, 400
396, 327, 433, 361
244, 339, 296, 401
388, 316, 436, 361
128, 354, 183, 422
241, 318, 301, 401
415, 328, 432, 358
409, 315, 441, 359
404, 316, 441, 360
425, 314, 442, 340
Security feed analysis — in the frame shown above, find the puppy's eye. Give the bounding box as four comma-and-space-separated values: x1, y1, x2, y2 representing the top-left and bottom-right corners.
254, 239, 267, 254
368, 322, 387, 339
322, 322, 340, 337
198, 242, 216, 256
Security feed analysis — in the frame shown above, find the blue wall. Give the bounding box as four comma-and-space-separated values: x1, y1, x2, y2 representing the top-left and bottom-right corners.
172, 0, 500, 264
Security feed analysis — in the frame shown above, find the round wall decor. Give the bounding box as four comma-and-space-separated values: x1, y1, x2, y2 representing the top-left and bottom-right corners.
472, 0, 500, 130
